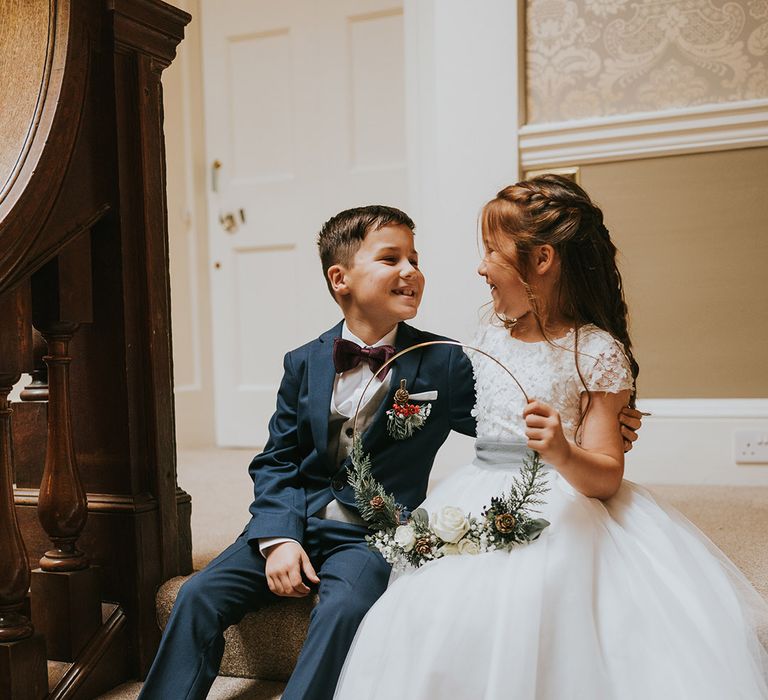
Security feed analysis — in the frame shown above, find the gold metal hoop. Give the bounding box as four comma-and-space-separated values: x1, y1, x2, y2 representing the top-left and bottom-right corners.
352, 340, 530, 436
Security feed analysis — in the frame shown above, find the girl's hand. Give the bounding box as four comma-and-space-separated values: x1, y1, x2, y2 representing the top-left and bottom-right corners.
618, 406, 643, 452
524, 399, 571, 466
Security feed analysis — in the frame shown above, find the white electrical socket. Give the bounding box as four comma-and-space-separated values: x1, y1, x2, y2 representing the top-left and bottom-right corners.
733, 431, 768, 464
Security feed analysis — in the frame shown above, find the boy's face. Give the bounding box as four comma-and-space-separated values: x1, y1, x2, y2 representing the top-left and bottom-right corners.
332, 224, 425, 327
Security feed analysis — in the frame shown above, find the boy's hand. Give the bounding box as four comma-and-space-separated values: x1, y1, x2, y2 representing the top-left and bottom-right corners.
524, 400, 570, 466
619, 407, 644, 452
265, 541, 320, 597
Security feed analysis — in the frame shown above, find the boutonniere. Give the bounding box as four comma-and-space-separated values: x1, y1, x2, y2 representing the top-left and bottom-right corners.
386, 379, 432, 440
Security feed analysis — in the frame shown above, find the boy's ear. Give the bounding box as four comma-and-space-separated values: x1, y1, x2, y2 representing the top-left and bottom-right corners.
533, 244, 556, 276
327, 264, 350, 297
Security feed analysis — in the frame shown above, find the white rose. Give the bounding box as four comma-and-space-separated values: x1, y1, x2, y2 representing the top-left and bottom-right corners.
430, 506, 470, 543
457, 538, 480, 555
393, 525, 416, 552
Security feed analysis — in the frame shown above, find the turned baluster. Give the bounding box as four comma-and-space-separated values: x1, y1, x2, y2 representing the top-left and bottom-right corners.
29, 239, 101, 662
0, 284, 47, 699
37, 322, 88, 571
12, 327, 48, 490
19, 330, 48, 402
0, 373, 33, 642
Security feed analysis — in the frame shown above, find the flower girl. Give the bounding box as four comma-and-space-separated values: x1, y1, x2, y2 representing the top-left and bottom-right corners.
334, 175, 768, 699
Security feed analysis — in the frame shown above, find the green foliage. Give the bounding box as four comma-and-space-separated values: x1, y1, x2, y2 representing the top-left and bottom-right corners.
482, 450, 550, 545
348, 436, 401, 531
508, 451, 550, 512
387, 411, 426, 440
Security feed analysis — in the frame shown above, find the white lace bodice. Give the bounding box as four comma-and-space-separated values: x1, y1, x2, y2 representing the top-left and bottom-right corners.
469, 323, 634, 442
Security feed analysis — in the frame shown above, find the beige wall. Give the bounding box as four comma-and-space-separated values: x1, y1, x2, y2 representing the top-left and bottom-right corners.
164, 0, 216, 447
580, 147, 768, 398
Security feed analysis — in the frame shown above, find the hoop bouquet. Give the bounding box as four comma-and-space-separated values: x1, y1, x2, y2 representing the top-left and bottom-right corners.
348, 341, 550, 571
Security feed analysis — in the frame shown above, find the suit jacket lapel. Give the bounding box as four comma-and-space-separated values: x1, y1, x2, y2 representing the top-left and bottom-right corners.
362, 322, 423, 450
308, 321, 343, 462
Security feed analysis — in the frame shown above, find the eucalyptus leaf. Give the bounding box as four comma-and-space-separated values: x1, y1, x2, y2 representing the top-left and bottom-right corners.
411, 508, 429, 528
527, 518, 550, 540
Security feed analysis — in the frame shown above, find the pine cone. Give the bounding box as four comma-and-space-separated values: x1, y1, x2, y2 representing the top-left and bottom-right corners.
370, 496, 385, 510
414, 537, 433, 556
494, 513, 516, 534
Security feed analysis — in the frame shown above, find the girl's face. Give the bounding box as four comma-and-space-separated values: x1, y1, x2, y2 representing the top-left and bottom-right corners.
477, 234, 531, 320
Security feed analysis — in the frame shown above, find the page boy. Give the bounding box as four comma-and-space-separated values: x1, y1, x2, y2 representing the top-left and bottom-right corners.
139, 205, 642, 699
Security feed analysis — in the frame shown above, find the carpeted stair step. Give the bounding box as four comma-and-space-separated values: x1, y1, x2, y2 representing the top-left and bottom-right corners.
155, 576, 317, 684
98, 676, 285, 700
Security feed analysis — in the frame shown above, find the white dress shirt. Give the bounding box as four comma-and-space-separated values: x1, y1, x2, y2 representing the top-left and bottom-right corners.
259, 322, 397, 556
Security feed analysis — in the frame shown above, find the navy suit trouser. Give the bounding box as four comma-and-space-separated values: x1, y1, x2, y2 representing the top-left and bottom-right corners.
138, 516, 391, 700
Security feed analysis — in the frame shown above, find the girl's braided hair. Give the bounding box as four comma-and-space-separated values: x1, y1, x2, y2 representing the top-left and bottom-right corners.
481, 174, 639, 420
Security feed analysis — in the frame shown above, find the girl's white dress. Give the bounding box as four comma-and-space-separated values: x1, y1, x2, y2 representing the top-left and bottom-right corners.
334, 324, 768, 699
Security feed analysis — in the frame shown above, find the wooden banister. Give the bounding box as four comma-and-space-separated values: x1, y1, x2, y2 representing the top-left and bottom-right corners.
2, 0, 192, 684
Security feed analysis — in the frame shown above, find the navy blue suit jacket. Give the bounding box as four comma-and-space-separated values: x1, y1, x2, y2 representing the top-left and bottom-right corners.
245, 321, 477, 545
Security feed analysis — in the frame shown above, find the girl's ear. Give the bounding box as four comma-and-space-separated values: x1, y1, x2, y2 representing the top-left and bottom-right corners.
327, 264, 350, 297
532, 244, 556, 276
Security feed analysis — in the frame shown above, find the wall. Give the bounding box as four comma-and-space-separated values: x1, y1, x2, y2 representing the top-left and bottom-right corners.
581, 146, 768, 399
526, 0, 768, 123
163, 0, 216, 448
581, 148, 768, 486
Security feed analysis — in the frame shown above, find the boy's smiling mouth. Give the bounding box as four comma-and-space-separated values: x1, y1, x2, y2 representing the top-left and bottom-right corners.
393, 288, 417, 297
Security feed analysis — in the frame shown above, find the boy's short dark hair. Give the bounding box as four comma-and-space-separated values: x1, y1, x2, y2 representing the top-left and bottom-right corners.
317, 205, 415, 297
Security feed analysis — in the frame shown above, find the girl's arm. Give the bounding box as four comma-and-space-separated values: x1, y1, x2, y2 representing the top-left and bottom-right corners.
523, 389, 630, 500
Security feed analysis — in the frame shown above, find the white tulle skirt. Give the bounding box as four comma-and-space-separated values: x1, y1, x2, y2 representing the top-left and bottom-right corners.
334, 444, 768, 700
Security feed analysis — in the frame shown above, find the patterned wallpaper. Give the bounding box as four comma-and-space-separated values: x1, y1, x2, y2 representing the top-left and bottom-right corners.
526, 0, 768, 123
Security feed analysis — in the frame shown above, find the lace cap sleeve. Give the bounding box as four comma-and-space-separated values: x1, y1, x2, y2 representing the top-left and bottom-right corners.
577, 327, 634, 395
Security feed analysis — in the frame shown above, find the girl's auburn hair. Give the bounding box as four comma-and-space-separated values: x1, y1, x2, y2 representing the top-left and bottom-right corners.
481, 174, 639, 413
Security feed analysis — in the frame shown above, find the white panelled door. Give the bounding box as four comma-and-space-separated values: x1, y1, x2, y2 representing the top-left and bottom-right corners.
201, 0, 407, 446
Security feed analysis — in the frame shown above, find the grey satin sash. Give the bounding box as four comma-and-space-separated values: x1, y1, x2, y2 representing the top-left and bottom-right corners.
472, 439, 551, 471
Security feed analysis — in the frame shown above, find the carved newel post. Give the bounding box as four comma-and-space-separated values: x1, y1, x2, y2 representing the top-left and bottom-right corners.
38, 322, 87, 571
0, 285, 48, 700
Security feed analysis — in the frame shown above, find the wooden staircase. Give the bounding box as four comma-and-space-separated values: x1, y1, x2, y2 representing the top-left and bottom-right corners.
0, 0, 193, 696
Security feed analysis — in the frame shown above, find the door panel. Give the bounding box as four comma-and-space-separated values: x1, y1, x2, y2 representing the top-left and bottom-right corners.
202, 0, 407, 445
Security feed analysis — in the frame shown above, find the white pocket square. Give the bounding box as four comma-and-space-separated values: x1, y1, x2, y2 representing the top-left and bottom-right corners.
408, 390, 438, 401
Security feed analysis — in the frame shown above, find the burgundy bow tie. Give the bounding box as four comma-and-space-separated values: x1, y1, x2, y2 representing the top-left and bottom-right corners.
332, 338, 396, 380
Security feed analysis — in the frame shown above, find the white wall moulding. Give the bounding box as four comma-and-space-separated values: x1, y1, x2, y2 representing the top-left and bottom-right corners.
636, 399, 768, 420
519, 99, 768, 169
